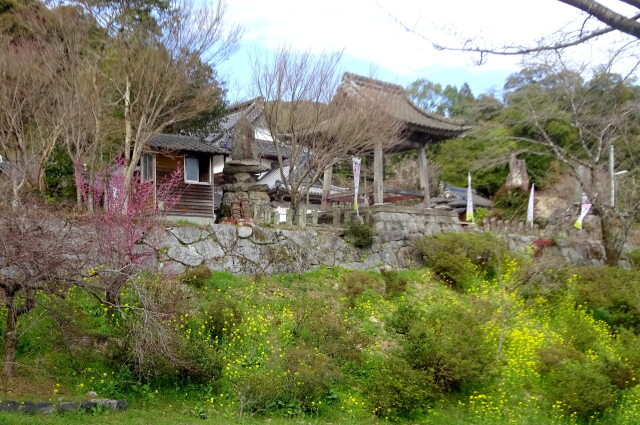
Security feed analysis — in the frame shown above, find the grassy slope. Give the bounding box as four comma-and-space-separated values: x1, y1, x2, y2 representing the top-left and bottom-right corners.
1, 260, 640, 424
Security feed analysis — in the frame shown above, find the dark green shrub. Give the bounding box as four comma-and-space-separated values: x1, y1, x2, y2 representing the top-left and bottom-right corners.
615, 329, 640, 372
202, 297, 243, 341
493, 187, 528, 220
537, 343, 583, 373
572, 266, 640, 332
601, 357, 636, 390
234, 368, 285, 416
342, 270, 385, 299
365, 356, 436, 419
344, 220, 376, 249
279, 348, 340, 412
415, 232, 508, 289
44, 144, 75, 201
381, 268, 408, 298
546, 359, 618, 418
387, 302, 422, 335
233, 348, 340, 416
627, 249, 640, 271
181, 338, 224, 383
179, 264, 212, 288
402, 301, 494, 391
293, 299, 370, 363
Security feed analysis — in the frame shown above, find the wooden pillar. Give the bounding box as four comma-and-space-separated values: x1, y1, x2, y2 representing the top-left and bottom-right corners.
373, 140, 384, 205
417, 144, 431, 208
321, 165, 333, 211
210, 155, 215, 218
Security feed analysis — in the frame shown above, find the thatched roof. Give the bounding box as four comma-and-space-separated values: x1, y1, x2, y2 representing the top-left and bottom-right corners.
337, 73, 468, 145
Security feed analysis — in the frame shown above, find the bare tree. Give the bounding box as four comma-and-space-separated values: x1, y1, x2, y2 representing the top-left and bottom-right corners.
0, 203, 86, 377
0, 15, 68, 206
251, 48, 403, 215
49, 6, 116, 211
481, 55, 640, 265
385, 0, 640, 62
74, 0, 241, 208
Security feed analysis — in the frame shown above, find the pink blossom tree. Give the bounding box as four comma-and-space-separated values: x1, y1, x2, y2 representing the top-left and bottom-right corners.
75, 159, 183, 316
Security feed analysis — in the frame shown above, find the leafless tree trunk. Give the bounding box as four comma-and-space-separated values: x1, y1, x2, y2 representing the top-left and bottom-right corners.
476, 54, 639, 265
0, 37, 64, 206
75, 0, 240, 210
251, 48, 403, 216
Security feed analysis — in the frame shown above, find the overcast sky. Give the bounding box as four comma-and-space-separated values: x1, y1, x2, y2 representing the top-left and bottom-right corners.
218, 0, 639, 102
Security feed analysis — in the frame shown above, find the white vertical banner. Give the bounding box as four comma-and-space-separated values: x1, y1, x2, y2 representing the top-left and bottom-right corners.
352, 157, 361, 216
466, 172, 474, 223
574, 193, 592, 230
526, 184, 535, 227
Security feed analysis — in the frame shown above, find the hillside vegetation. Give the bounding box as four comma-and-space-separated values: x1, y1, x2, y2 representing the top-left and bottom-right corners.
2, 233, 640, 425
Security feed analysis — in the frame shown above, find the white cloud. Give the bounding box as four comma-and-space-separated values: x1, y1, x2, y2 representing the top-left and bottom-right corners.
225, 0, 639, 78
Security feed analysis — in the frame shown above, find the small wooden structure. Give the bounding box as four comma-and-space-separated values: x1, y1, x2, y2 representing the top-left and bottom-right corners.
144, 133, 228, 218
322, 73, 468, 209
143, 99, 281, 220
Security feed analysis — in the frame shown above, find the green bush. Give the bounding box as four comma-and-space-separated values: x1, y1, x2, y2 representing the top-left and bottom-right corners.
202, 297, 244, 341
179, 264, 212, 288
365, 356, 436, 419
387, 302, 422, 335
342, 270, 385, 299
234, 368, 285, 416
475, 207, 491, 225
293, 299, 369, 363
44, 144, 75, 201
343, 220, 376, 249
572, 266, 640, 332
381, 268, 408, 298
233, 348, 340, 416
415, 232, 508, 289
546, 359, 619, 418
402, 301, 494, 391
279, 348, 340, 412
493, 187, 528, 220
627, 250, 640, 271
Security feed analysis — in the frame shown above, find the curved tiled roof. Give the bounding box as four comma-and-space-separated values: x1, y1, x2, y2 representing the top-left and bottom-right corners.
339, 72, 468, 138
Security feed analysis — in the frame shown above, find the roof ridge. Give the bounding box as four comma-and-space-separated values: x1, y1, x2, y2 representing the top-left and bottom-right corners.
228, 97, 263, 113
342, 72, 405, 94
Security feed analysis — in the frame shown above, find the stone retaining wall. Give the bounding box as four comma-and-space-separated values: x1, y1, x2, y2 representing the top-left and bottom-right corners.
160, 207, 463, 274
500, 233, 606, 266
160, 206, 608, 275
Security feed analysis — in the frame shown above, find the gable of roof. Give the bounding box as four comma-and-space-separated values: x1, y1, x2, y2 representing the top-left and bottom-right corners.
209, 97, 287, 159
338, 72, 468, 139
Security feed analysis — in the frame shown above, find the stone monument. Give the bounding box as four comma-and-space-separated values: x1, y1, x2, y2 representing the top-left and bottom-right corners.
505, 153, 530, 192
220, 116, 271, 222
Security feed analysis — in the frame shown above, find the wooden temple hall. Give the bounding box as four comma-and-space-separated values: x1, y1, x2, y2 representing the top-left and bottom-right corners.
321, 73, 468, 210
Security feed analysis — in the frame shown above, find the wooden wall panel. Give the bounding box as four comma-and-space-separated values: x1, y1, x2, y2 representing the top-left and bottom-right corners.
156, 154, 215, 217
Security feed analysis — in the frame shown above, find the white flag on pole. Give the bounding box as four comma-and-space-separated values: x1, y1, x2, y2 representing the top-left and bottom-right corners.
466, 172, 474, 223
526, 184, 535, 227
574, 193, 592, 230
352, 157, 361, 216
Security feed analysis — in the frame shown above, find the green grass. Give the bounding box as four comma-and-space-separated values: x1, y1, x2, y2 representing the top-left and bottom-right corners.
4, 254, 640, 425
0, 408, 376, 425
